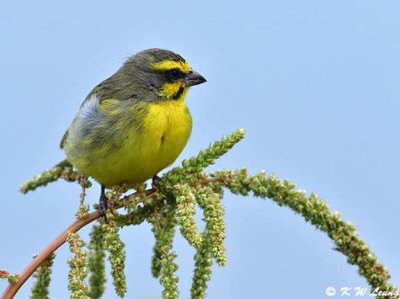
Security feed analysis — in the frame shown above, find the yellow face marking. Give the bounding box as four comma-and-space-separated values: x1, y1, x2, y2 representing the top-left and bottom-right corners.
151, 60, 191, 100
159, 82, 188, 101
151, 60, 191, 73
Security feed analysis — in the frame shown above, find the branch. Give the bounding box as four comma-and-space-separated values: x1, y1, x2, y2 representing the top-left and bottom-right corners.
6, 129, 245, 298
210, 168, 398, 297
2, 211, 99, 299
9, 130, 398, 298
1, 189, 156, 299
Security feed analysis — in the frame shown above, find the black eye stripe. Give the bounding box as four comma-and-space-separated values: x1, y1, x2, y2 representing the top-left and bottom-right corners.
165, 68, 185, 81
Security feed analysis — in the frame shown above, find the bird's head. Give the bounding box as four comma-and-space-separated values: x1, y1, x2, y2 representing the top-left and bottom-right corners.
115, 48, 206, 102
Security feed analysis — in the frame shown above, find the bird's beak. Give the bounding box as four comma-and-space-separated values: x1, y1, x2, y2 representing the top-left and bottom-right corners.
184, 70, 207, 87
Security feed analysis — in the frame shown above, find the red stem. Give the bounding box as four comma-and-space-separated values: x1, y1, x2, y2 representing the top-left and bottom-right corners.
1, 211, 101, 299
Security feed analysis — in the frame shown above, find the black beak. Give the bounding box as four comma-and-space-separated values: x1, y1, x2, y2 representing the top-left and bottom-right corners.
184, 70, 207, 87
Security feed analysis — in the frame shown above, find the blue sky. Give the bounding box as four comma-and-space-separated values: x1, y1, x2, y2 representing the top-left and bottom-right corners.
1, 1, 399, 298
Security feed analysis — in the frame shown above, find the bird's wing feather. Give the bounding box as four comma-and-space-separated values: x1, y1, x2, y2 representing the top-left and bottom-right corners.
60, 94, 102, 149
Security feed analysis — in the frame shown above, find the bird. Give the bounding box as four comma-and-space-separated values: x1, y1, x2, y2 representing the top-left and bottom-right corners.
60, 48, 206, 221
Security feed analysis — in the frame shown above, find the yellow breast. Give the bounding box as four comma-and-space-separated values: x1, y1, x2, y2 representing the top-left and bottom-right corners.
88, 99, 192, 187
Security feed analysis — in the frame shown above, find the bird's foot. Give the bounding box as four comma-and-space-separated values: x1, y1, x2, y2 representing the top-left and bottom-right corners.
152, 174, 165, 191
99, 186, 113, 224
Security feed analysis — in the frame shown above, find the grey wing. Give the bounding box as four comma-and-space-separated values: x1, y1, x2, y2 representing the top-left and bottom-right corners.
60, 93, 101, 149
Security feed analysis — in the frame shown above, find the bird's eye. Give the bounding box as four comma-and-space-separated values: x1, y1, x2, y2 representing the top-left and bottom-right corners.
166, 68, 184, 81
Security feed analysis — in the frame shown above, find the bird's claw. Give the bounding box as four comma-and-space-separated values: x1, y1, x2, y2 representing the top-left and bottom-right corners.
152, 175, 165, 191
99, 186, 114, 224
99, 192, 109, 224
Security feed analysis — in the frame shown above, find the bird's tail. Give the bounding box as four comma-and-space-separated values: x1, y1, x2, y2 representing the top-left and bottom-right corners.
20, 159, 73, 194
